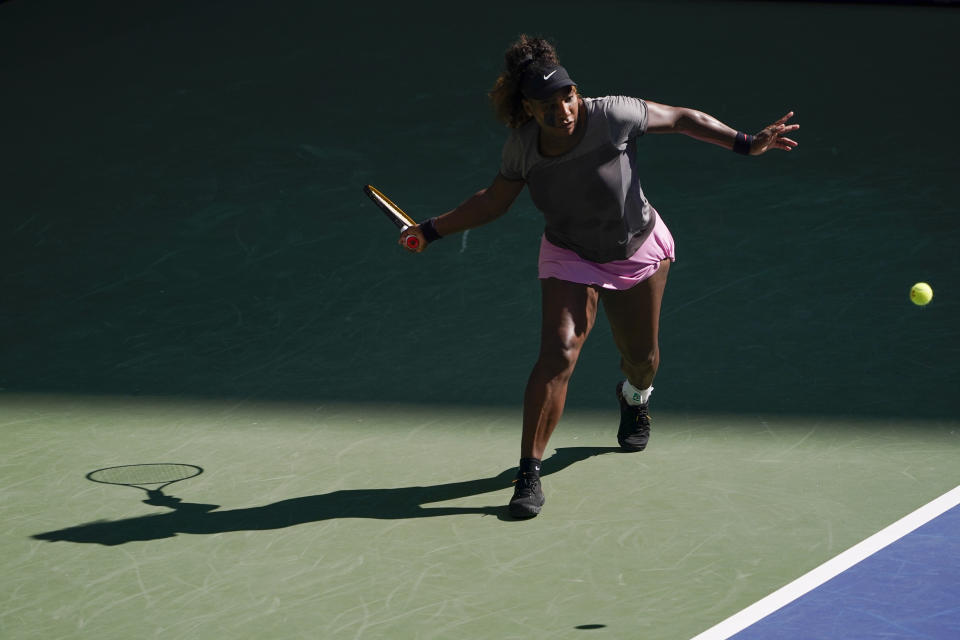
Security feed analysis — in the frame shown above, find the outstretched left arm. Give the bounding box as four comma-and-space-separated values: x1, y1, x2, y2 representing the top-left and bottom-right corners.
646, 101, 799, 155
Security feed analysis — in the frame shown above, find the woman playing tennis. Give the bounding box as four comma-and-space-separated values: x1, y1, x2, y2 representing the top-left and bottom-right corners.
400, 35, 798, 518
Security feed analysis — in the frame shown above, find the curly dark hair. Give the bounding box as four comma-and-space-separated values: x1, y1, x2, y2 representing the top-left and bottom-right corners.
488, 34, 563, 129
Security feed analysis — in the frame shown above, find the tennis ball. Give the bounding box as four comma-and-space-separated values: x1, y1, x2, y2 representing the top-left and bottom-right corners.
910, 282, 933, 306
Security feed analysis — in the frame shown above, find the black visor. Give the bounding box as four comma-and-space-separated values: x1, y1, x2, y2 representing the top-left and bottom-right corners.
520, 64, 576, 100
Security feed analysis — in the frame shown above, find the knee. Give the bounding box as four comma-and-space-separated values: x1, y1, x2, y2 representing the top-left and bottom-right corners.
622, 347, 659, 377
537, 334, 586, 379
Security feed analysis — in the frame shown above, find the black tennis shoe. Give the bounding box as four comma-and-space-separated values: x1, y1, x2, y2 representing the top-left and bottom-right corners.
508, 471, 544, 518
616, 381, 651, 451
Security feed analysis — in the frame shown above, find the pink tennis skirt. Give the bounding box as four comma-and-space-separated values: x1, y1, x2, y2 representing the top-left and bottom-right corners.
538, 210, 676, 290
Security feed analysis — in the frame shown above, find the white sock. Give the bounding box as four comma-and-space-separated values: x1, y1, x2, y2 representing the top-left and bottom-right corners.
621, 380, 653, 406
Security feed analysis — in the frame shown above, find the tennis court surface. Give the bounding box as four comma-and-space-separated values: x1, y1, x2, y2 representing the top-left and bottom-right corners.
5, 397, 958, 638
3, 0, 958, 638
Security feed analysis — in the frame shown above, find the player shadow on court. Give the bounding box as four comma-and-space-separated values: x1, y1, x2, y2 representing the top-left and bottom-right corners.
32, 446, 623, 546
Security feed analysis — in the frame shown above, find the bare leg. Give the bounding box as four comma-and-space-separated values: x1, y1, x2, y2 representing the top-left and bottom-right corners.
521, 278, 599, 460
599, 259, 671, 391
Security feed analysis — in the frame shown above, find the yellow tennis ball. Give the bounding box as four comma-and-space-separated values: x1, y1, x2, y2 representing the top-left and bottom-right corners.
910, 282, 933, 306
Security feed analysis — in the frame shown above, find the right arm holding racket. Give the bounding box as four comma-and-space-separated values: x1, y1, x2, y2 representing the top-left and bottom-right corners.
365, 174, 524, 253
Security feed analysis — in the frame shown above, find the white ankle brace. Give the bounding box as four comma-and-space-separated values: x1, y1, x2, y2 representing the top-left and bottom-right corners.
622, 380, 653, 406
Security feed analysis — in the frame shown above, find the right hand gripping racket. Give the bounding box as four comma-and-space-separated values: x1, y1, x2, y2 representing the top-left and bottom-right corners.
363, 184, 420, 249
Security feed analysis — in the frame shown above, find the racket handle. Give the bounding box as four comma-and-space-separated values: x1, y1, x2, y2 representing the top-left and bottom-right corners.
405, 235, 420, 250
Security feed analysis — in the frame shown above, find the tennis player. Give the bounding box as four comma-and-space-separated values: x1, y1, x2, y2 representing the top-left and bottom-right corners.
400, 35, 798, 518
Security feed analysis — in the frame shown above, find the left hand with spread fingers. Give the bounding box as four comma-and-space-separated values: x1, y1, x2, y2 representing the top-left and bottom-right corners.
752, 111, 800, 155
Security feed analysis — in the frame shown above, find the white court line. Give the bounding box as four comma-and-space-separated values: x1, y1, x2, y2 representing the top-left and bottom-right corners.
690, 484, 960, 640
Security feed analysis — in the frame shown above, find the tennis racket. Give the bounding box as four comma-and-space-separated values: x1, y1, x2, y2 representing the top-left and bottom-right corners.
87, 463, 203, 500
363, 184, 420, 249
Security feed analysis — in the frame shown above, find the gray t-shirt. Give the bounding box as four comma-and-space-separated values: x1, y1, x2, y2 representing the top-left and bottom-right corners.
500, 96, 655, 263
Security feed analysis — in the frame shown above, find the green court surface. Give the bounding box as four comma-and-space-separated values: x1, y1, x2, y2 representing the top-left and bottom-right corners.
4, 396, 958, 639
2, 0, 959, 638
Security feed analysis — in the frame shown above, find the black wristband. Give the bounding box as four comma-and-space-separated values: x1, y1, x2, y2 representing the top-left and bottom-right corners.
733, 131, 754, 155
420, 217, 442, 243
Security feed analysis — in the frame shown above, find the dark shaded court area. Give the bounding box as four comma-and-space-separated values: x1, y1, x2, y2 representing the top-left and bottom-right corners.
3, 0, 958, 421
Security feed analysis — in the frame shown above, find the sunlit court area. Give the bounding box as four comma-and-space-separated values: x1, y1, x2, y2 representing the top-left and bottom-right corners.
3, 1, 958, 638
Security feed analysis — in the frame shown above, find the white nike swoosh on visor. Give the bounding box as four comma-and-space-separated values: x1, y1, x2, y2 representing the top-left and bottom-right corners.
543, 70, 558, 80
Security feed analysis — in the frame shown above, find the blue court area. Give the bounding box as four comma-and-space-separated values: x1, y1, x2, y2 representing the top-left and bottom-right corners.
708, 492, 960, 640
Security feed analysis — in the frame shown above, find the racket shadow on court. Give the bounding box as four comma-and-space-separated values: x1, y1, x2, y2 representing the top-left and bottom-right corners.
32, 447, 621, 546
86, 463, 219, 512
